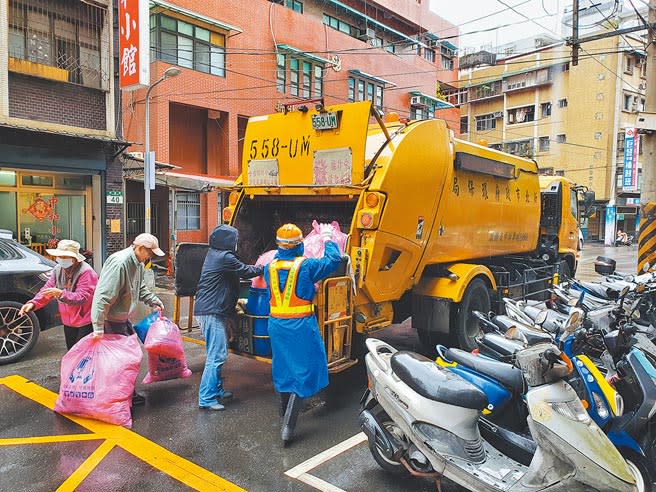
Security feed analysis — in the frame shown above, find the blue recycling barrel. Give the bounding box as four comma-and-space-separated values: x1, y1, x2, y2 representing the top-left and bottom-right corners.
246, 287, 271, 356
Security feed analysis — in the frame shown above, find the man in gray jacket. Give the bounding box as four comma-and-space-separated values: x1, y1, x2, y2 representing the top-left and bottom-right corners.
91, 233, 165, 405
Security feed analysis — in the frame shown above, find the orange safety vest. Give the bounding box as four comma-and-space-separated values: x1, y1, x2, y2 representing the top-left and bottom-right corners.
268, 257, 314, 318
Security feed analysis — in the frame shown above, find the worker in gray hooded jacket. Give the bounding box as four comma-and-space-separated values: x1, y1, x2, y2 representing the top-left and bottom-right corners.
194, 224, 263, 411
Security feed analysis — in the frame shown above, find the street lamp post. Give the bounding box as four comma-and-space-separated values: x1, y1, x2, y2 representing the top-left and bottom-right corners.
144, 67, 181, 234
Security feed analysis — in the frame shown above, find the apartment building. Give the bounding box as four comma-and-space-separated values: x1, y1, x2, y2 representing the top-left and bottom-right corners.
0, 0, 124, 264
450, 34, 646, 242
121, 0, 460, 256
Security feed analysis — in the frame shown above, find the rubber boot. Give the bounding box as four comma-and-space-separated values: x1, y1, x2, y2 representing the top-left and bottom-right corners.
281, 394, 302, 445
279, 392, 291, 418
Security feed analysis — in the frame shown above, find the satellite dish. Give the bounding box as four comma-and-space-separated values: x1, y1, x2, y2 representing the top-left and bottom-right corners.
330, 55, 342, 72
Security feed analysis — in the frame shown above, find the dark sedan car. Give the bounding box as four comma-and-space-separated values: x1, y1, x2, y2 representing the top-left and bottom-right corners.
0, 238, 60, 364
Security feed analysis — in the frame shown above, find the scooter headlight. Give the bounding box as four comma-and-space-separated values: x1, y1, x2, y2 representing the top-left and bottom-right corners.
548, 399, 591, 424
592, 392, 609, 420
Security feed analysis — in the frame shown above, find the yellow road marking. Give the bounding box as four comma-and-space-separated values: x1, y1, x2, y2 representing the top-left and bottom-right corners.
0, 434, 100, 446
0, 375, 244, 492
182, 335, 205, 346
56, 440, 116, 492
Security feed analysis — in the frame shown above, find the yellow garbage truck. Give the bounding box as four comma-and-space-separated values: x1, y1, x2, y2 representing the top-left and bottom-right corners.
222, 101, 582, 371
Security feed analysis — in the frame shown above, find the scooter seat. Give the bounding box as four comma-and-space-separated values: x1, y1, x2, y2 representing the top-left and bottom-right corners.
479, 333, 524, 358
391, 351, 488, 410
445, 348, 525, 394
578, 281, 615, 300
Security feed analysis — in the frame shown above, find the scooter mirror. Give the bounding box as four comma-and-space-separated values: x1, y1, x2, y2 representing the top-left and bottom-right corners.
635, 283, 646, 294
534, 310, 548, 326
621, 285, 630, 297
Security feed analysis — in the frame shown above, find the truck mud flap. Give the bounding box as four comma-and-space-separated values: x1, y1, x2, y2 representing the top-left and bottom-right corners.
412, 295, 451, 336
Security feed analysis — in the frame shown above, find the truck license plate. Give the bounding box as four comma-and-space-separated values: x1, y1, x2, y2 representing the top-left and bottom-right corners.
311, 112, 338, 130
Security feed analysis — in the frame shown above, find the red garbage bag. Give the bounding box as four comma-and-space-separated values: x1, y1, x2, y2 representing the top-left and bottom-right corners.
54, 334, 142, 428
143, 316, 185, 359
142, 352, 192, 384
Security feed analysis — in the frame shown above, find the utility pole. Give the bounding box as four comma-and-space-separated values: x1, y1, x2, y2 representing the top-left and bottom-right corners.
637, 0, 656, 272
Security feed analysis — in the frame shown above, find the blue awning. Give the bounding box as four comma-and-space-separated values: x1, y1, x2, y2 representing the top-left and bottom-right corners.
349, 69, 396, 87
276, 44, 334, 65
327, 0, 428, 48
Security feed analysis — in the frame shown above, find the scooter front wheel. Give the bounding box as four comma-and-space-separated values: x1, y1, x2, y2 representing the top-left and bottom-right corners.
367, 409, 409, 476
622, 451, 652, 492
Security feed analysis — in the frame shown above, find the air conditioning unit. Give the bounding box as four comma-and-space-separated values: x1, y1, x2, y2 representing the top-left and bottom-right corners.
358, 28, 376, 41
493, 111, 503, 118
128, 151, 144, 159
410, 96, 422, 106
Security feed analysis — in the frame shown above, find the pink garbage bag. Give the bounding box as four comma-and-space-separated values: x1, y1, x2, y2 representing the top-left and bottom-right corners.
303, 220, 347, 258
54, 334, 142, 428
142, 352, 192, 384
251, 220, 347, 287
143, 316, 185, 359
252, 249, 277, 288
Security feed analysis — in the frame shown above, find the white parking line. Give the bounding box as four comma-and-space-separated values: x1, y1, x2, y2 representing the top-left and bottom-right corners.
285, 432, 367, 492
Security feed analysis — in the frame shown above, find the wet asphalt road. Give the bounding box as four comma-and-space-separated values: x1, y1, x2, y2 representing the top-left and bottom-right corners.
0, 242, 637, 492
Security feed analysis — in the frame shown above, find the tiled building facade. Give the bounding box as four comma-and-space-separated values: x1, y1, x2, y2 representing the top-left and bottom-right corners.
122, 0, 460, 255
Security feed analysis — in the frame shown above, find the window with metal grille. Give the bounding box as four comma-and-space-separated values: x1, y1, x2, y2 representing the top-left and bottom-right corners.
150, 14, 225, 77
176, 193, 200, 230
8, 0, 109, 89
127, 203, 159, 236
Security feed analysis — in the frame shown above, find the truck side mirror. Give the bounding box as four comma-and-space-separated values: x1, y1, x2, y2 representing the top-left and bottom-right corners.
582, 191, 595, 217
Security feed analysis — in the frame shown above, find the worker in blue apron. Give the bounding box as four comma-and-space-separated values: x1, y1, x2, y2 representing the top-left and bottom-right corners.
264, 223, 341, 445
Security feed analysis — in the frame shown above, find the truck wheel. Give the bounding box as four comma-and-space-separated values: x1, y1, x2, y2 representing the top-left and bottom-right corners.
453, 279, 490, 351
0, 301, 40, 365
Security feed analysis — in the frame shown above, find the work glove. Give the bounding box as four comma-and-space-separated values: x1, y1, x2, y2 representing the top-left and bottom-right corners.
319, 223, 334, 242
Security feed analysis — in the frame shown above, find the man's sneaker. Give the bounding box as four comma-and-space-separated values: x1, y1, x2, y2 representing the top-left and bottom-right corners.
132, 392, 146, 406
219, 391, 233, 401
199, 403, 225, 411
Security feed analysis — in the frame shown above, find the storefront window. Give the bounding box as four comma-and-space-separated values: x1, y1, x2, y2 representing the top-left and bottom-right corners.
21, 174, 53, 187
0, 172, 90, 248
0, 171, 17, 186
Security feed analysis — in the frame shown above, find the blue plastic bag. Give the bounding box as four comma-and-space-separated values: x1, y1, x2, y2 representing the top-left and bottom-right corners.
134, 312, 159, 343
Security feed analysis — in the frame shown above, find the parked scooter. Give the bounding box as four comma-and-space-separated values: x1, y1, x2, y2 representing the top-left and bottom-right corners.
360, 334, 644, 491
616, 234, 635, 247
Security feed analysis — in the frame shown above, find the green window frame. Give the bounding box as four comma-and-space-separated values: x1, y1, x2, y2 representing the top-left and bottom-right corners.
151, 14, 226, 77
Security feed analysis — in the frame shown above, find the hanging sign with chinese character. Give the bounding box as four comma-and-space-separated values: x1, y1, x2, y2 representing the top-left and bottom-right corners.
119, 0, 149, 90
623, 128, 639, 191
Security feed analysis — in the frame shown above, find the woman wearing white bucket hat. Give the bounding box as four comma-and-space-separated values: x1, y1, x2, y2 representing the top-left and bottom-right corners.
19, 240, 98, 350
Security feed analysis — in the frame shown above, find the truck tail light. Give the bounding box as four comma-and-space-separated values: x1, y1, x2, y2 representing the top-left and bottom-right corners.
356, 192, 385, 230
228, 192, 239, 206
365, 192, 379, 208
360, 212, 373, 228
222, 207, 233, 222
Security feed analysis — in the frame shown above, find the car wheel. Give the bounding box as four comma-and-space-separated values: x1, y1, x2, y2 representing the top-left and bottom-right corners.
0, 301, 40, 365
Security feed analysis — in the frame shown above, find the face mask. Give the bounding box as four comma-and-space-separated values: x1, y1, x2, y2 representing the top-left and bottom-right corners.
56, 257, 74, 269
